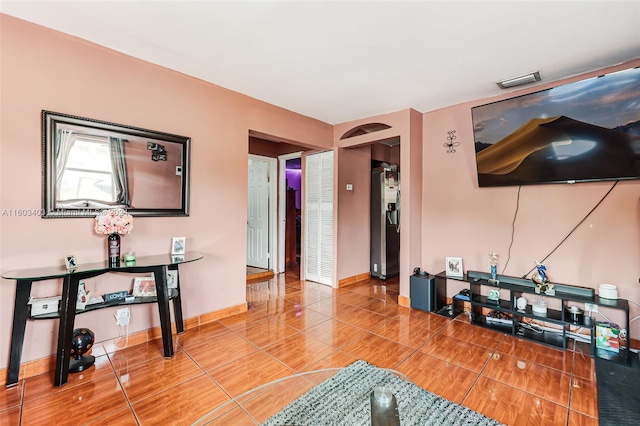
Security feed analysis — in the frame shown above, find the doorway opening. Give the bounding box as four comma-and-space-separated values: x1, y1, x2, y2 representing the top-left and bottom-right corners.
281, 155, 302, 279
247, 154, 277, 280
247, 133, 308, 281
370, 137, 401, 283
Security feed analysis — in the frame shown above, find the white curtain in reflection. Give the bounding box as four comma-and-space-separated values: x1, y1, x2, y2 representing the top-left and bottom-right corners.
109, 137, 131, 206
55, 129, 76, 189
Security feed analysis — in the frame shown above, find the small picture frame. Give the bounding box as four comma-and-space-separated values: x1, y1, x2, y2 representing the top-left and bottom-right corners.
65, 255, 78, 271
166, 269, 178, 289
171, 237, 186, 255
132, 276, 157, 297
445, 257, 464, 278
77, 281, 90, 310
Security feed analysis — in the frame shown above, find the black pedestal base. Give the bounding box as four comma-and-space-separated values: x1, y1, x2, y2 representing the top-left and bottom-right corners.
69, 355, 95, 373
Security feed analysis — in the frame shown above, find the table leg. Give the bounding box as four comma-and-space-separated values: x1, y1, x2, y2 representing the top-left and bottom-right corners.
153, 266, 173, 358
170, 265, 184, 334
6, 280, 32, 387
54, 276, 79, 387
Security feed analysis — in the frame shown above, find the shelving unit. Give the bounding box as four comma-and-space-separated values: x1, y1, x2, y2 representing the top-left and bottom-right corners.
436, 270, 631, 365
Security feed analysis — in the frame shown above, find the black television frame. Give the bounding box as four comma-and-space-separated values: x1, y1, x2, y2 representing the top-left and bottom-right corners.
471, 66, 640, 188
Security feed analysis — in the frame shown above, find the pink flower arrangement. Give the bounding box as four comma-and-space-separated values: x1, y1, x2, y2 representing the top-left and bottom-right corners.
94, 208, 134, 235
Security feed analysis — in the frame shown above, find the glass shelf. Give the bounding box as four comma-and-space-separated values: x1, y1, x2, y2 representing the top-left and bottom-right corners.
29, 289, 179, 320
2, 251, 203, 281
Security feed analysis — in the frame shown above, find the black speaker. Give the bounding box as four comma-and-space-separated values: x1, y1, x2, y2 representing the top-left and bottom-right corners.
410, 273, 446, 312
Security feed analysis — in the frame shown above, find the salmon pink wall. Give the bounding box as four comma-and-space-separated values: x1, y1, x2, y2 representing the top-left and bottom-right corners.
126, 140, 183, 209
422, 60, 640, 341
336, 145, 371, 280
0, 15, 332, 367
334, 110, 422, 295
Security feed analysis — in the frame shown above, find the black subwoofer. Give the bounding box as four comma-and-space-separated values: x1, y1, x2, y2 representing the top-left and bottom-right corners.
410, 273, 445, 312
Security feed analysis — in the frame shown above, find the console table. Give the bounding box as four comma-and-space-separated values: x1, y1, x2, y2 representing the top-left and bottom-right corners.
2, 251, 203, 387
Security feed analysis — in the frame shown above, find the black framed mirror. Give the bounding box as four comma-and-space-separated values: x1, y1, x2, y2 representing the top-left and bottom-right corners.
42, 110, 190, 218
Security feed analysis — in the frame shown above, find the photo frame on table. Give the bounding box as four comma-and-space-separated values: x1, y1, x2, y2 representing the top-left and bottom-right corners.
445, 257, 464, 278
65, 255, 77, 271
166, 270, 179, 289
171, 237, 186, 255
132, 276, 157, 297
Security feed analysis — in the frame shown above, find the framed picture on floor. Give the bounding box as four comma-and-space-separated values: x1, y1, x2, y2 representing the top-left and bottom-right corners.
445, 257, 464, 278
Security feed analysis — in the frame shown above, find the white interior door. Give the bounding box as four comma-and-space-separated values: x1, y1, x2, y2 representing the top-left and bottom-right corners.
247, 157, 270, 269
304, 150, 333, 285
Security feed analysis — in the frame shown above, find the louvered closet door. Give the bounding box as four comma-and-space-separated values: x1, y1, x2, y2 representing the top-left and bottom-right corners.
304, 151, 333, 286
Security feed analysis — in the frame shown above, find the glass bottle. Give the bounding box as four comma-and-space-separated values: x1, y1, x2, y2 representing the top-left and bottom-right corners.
108, 233, 121, 267
489, 251, 498, 280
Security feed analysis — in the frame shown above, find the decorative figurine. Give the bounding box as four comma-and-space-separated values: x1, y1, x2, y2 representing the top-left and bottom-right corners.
69, 328, 95, 373
532, 261, 555, 295
488, 251, 499, 284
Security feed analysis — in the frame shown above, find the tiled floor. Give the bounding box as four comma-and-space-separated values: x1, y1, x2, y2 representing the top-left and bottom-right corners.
1, 272, 599, 425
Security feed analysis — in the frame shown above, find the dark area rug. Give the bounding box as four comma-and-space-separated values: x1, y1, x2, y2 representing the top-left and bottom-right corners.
595, 351, 640, 425
261, 360, 503, 426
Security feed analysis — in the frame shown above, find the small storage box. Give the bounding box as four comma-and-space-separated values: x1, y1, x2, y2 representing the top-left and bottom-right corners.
28, 296, 61, 316
596, 321, 620, 353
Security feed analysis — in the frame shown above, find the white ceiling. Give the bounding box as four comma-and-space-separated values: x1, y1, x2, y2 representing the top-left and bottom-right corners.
2, 1, 639, 124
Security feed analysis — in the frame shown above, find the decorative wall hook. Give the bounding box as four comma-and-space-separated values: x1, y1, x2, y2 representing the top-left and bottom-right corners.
444, 130, 460, 154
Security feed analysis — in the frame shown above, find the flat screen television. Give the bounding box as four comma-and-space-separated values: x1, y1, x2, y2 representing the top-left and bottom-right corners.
472, 66, 640, 187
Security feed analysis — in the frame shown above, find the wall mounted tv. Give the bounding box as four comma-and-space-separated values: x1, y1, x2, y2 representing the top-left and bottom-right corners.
472, 66, 640, 187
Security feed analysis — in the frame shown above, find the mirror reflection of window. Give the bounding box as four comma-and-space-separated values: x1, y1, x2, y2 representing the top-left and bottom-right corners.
43, 110, 190, 217
58, 136, 115, 203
